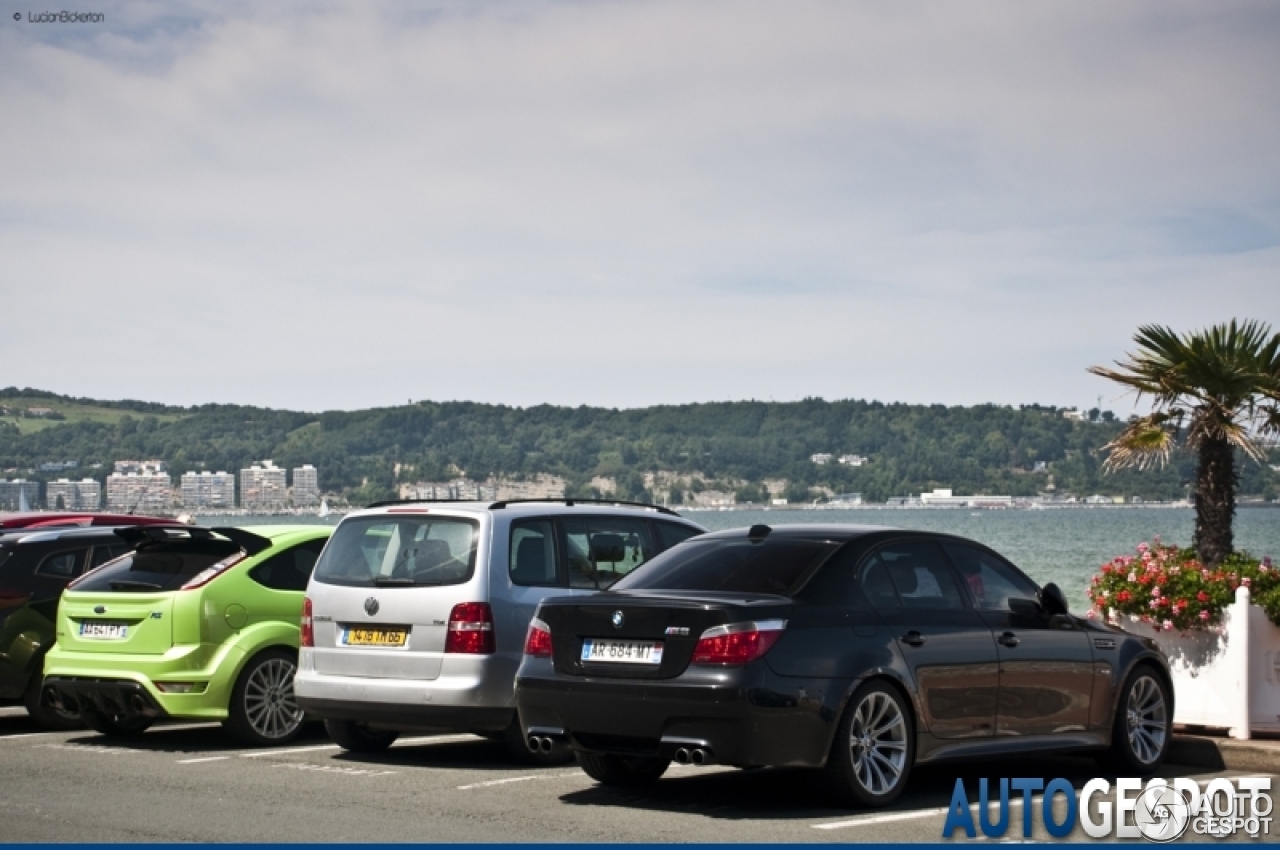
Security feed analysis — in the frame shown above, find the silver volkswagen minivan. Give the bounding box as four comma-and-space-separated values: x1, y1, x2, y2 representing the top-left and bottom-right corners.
294, 499, 704, 762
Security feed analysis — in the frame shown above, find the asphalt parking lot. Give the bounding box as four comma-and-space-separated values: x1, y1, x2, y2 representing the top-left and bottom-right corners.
0, 706, 1275, 843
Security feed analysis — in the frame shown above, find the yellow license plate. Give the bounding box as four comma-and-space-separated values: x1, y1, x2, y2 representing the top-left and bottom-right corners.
343, 627, 408, 647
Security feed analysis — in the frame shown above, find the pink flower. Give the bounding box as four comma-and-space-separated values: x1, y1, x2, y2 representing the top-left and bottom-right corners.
1128, 572, 1138, 582
1242, 577, 1252, 587
1085, 609, 1097, 620
1162, 620, 1172, 631
1137, 542, 1149, 553
1199, 610, 1210, 621
1151, 587, 1161, 597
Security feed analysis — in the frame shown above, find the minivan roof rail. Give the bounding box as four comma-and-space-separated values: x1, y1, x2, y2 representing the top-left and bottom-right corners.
487, 497, 679, 517
365, 498, 483, 509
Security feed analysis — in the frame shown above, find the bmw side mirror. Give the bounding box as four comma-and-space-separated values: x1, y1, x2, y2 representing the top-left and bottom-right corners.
1040, 582, 1068, 616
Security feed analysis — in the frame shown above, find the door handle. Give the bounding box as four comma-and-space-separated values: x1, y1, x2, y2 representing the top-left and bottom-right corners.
899, 631, 926, 647
997, 631, 1020, 648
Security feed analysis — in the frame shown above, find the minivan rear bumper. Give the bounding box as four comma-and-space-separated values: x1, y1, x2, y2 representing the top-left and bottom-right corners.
296, 696, 512, 731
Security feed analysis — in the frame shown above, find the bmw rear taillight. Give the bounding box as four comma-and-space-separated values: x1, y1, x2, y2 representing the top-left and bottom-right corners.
300, 597, 314, 648
691, 619, 787, 664
445, 602, 495, 654
523, 616, 553, 657
180, 552, 246, 590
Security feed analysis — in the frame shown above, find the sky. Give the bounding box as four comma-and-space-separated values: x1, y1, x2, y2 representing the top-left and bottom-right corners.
2, 1, 1279, 414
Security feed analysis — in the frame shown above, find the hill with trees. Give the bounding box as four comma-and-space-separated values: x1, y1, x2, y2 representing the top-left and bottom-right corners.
1, 387, 1276, 505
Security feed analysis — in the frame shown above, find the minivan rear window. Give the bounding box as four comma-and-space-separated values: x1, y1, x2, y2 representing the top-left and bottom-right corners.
612, 538, 839, 596
72, 539, 241, 593
312, 515, 479, 588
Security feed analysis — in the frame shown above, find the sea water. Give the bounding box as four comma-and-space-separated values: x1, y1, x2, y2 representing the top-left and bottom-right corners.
201, 507, 1280, 612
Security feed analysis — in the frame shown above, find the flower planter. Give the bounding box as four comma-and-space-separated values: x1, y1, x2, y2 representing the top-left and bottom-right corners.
1118, 587, 1280, 740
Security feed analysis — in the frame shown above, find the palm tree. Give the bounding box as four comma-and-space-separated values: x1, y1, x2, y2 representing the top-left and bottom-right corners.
1088, 320, 1280, 566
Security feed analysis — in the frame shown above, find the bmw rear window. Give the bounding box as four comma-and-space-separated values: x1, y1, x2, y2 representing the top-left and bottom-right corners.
612, 537, 839, 596
312, 515, 479, 588
72, 539, 241, 593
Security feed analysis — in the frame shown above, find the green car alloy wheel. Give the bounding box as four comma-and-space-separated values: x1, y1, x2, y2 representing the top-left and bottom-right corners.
43, 525, 330, 746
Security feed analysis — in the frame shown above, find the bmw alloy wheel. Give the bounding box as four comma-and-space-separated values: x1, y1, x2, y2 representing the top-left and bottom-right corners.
243, 656, 304, 741
1125, 673, 1168, 765
848, 690, 908, 796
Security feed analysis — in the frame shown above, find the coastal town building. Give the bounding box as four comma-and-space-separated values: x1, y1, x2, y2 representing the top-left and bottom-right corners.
810, 453, 833, 465
838, 455, 868, 467
240, 461, 287, 510
113, 459, 166, 476
291, 465, 320, 506
0, 479, 41, 511
918, 488, 1013, 508
105, 470, 173, 513
827, 492, 864, 506
180, 471, 236, 509
45, 478, 101, 511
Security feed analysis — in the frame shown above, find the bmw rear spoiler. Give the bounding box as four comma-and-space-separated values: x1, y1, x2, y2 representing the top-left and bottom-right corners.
114, 525, 273, 556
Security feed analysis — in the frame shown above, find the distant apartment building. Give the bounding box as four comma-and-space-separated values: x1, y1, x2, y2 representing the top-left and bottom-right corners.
918, 488, 1013, 508
399, 479, 497, 501
810, 453, 833, 465
0, 479, 41, 511
46, 478, 101, 511
240, 461, 288, 510
106, 471, 173, 513
827, 492, 864, 506
113, 459, 166, 476
291, 465, 320, 506
838, 454, 868, 467
180, 471, 237, 509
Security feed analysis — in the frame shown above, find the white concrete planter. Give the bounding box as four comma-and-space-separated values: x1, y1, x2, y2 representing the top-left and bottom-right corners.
1118, 587, 1280, 740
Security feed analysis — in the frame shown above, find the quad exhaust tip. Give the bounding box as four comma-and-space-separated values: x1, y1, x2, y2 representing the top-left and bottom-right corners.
526, 735, 555, 754
673, 746, 712, 766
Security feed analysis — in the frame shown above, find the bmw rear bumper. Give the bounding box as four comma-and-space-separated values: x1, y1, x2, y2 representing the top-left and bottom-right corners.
515, 660, 839, 767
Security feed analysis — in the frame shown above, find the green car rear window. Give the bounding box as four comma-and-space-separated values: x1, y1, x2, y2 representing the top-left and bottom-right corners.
313, 515, 479, 588
72, 539, 241, 593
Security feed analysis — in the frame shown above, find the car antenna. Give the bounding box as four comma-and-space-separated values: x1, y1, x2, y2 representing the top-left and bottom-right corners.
747, 524, 771, 541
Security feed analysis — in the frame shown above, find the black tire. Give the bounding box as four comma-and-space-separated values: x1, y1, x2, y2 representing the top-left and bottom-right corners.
576, 752, 670, 786
223, 649, 306, 746
502, 718, 575, 766
80, 708, 153, 737
23, 674, 82, 731
1104, 664, 1171, 774
325, 718, 399, 753
826, 679, 915, 808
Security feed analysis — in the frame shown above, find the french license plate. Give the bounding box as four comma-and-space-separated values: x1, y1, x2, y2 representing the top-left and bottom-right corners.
581, 638, 663, 665
341, 627, 408, 647
80, 621, 128, 639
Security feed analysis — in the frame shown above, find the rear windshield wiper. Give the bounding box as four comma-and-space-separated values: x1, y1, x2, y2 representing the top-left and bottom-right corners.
372, 577, 417, 587
109, 580, 165, 591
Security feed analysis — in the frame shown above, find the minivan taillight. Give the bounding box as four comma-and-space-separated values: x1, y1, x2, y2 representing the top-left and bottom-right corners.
445, 602, 495, 654
523, 616, 552, 657
180, 552, 246, 590
691, 619, 787, 664
300, 597, 314, 648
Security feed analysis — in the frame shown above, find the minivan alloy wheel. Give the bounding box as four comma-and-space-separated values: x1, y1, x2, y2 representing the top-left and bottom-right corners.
1125, 673, 1167, 765
848, 690, 908, 797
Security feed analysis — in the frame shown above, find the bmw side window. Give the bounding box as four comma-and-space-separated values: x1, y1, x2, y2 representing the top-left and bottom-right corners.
655, 522, 700, 552
857, 556, 902, 609
873, 540, 966, 610
943, 543, 1039, 612
249, 539, 327, 592
562, 517, 656, 590
35, 549, 86, 579
510, 520, 560, 587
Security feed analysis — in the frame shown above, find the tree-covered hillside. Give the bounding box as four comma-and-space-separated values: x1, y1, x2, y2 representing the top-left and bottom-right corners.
1, 387, 1276, 504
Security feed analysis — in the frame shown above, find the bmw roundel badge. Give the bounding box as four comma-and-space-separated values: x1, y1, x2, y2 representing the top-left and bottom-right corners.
364, 596, 380, 616
611, 610, 624, 628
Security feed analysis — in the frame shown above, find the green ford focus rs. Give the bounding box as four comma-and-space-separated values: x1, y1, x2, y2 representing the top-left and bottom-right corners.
43, 524, 329, 746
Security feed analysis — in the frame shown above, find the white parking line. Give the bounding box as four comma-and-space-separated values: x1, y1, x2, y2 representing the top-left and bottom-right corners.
0, 731, 62, 740
174, 732, 479, 763
176, 756, 231, 764
238, 743, 346, 758
456, 775, 553, 790
813, 796, 1030, 831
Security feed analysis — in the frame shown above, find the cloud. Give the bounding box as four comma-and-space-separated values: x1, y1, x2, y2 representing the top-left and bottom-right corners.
1, 0, 1278, 411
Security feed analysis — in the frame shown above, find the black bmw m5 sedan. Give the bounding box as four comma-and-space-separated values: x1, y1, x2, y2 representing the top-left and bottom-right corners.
515, 524, 1173, 807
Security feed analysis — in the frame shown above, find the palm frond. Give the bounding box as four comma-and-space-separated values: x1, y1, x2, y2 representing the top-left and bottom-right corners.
1100, 413, 1178, 472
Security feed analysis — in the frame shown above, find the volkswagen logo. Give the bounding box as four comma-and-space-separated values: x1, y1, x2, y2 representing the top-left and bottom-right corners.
93, 605, 106, 614
611, 610, 624, 629
364, 597, 380, 616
